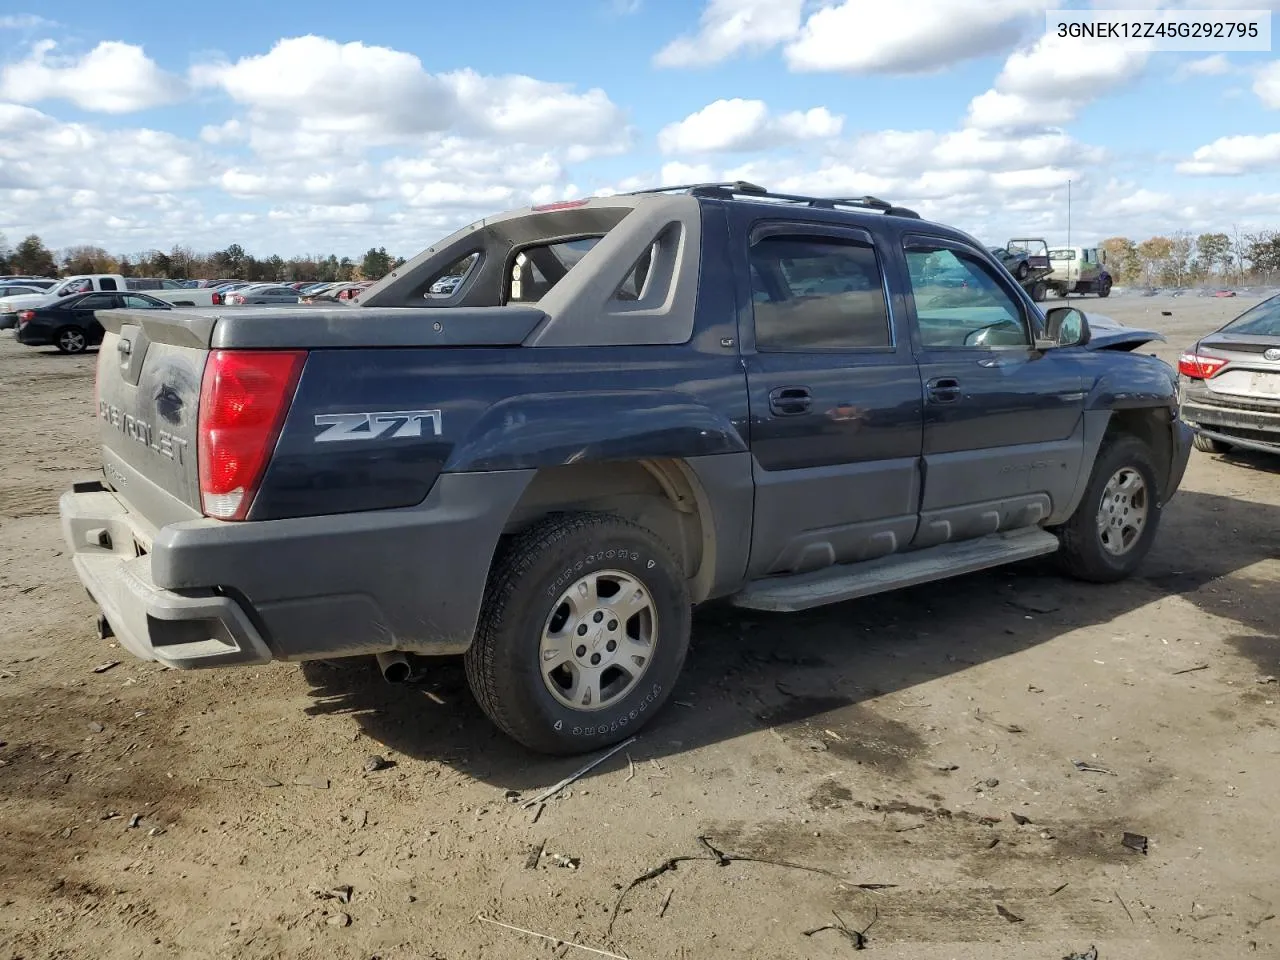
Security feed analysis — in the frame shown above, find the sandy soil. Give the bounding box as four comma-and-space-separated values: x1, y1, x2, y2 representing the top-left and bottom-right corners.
1, 293, 1277, 960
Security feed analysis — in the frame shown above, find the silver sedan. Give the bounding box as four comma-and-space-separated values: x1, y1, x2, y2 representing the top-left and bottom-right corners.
1178, 293, 1280, 457
223, 284, 302, 306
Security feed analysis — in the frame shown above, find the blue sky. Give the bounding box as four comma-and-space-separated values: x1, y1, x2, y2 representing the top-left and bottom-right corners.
1, 0, 1278, 259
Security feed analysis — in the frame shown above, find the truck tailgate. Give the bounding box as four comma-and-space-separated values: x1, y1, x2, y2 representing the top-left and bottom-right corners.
95, 310, 216, 527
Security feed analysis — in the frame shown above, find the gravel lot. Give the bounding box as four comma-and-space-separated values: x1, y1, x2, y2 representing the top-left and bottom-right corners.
1, 294, 1277, 960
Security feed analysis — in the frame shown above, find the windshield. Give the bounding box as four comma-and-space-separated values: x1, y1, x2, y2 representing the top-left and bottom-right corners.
1223, 295, 1280, 337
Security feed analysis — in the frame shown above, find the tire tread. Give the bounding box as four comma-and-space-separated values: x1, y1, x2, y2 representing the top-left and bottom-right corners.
1057, 434, 1159, 583
464, 512, 684, 753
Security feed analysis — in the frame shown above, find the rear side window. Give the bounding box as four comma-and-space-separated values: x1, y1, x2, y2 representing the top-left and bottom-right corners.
508, 237, 602, 304
749, 236, 892, 350
74, 294, 115, 310
99, 278, 118, 291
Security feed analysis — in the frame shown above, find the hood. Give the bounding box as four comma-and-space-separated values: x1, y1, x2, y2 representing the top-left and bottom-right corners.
0, 292, 58, 313
1081, 311, 1165, 351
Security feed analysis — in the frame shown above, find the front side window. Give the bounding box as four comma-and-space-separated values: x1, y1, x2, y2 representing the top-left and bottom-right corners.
904, 245, 1030, 349
99, 278, 118, 291
749, 235, 891, 350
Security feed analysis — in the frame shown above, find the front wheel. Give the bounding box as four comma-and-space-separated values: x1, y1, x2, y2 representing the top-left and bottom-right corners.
55, 326, 88, 353
1098, 278, 1112, 298
1055, 435, 1162, 583
465, 513, 691, 755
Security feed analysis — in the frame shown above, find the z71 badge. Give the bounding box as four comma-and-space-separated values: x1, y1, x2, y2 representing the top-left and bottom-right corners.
313, 409, 443, 443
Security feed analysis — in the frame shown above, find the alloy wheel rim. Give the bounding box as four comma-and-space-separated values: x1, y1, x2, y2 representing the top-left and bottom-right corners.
539, 569, 657, 712
1096, 467, 1148, 556
61, 330, 85, 351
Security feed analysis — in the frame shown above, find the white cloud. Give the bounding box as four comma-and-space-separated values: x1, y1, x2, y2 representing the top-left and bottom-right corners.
0, 13, 56, 28
658, 98, 842, 153
0, 40, 186, 113
966, 31, 1150, 130
1255, 60, 1280, 108
653, 0, 804, 68
0, 104, 208, 195
1177, 133, 1280, 175
199, 119, 245, 145
444, 69, 628, 150
1176, 54, 1233, 78
786, 0, 1043, 74
191, 35, 630, 156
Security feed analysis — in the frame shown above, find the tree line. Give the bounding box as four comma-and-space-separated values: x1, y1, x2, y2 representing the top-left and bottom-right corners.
1100, 230, 1280, 288
5, 227, 1280, 290
0, 233, 407, 284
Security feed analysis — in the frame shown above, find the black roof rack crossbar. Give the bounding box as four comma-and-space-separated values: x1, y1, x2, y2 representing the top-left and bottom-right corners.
625, 182, 920, 218
629, 180, 768, 196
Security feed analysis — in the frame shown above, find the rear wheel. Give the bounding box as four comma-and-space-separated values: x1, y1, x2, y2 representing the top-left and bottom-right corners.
1098, 277, 1112, 298
1030, 281, 1047, 302
465, 513, 690, 755
1193, 432, 1231, 454
1056, 435, 1162, 583
55, 326, 87, 354
1015, 261, 1030, 280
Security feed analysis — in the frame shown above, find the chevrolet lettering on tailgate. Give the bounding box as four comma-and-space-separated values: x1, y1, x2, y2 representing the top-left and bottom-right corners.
99, 401, 189, 464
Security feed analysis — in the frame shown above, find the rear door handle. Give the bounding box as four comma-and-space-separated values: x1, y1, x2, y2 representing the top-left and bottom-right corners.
927, 377, 962, 403
768, 386, 812, 416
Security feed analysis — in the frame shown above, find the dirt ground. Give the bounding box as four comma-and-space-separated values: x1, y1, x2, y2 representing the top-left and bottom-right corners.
1, 293, 1277, 960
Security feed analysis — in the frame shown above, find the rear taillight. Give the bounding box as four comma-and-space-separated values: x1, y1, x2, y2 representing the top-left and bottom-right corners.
197, 349, 306, 521
1177, 352, 1228, 379
17, 309, 34, 326
212, 291, 223, 305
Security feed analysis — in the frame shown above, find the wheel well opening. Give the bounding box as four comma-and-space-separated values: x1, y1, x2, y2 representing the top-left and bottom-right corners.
1106, 409, 1173, 499
502, 460, 713, 598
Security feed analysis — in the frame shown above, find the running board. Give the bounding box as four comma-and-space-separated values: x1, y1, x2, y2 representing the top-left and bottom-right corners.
730, 527, 1061, 613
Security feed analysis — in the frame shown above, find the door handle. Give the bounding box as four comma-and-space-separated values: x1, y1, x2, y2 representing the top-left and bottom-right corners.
927, 377, 961, 403
768, 386, 812, 416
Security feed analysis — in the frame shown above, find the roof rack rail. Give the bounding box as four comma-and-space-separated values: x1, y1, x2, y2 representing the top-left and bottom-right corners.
625, 182, 920, 218
630, 180, 768, 196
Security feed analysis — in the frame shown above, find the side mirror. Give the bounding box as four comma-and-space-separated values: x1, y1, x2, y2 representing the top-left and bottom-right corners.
1041, 306, 1091, 349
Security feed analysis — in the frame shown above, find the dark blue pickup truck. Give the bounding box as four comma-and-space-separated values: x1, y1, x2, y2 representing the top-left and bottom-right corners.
60, 182, 1192, 754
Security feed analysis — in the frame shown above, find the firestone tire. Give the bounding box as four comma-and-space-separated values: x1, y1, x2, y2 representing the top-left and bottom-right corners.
1056, 435, 1162, 583
464, 513, 691, 755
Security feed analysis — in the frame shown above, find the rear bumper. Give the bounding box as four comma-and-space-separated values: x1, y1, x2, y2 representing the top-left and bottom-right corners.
60, 487, 273, 667
1181, 396, 1280, 455
60, 470, 535, 669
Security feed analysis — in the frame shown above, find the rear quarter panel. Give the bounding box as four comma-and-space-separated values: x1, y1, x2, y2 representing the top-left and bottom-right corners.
250, 345, 749, 520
